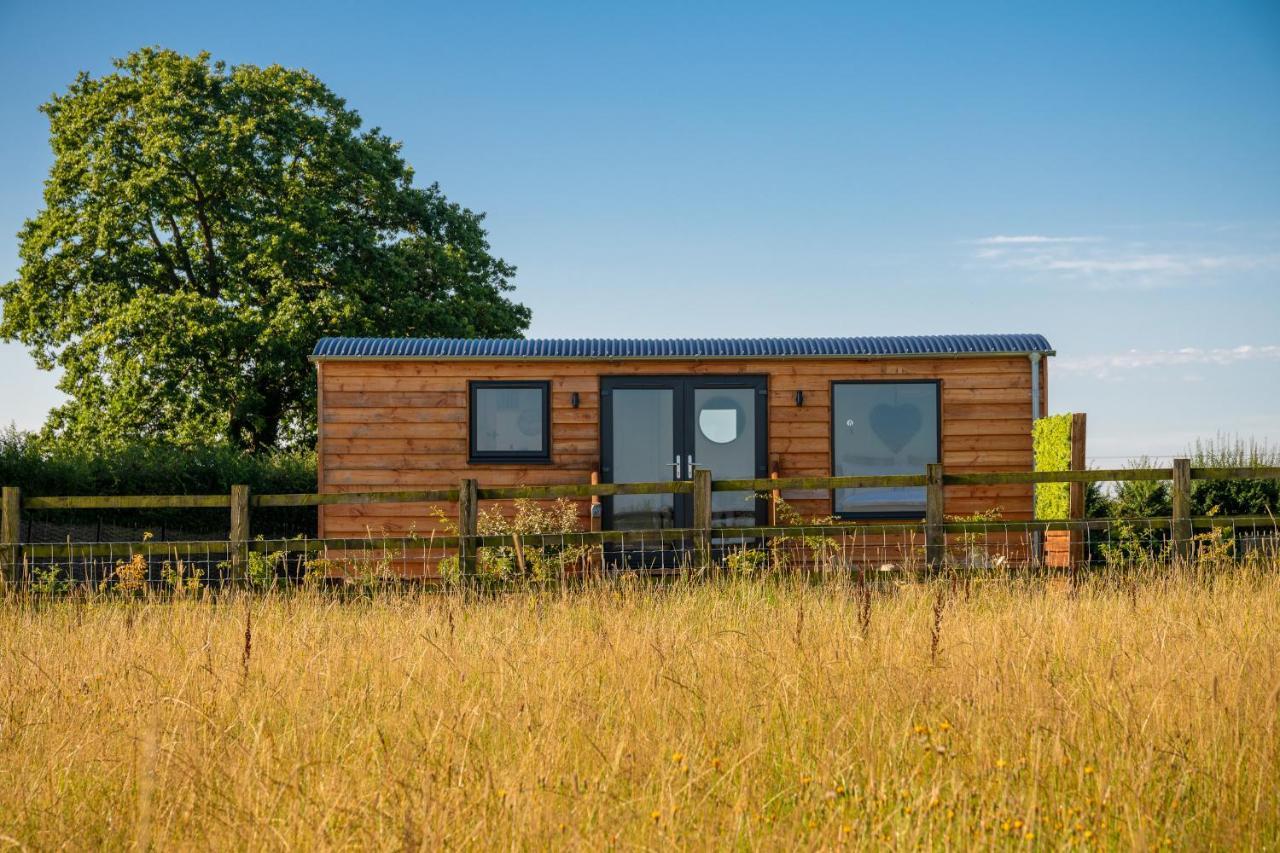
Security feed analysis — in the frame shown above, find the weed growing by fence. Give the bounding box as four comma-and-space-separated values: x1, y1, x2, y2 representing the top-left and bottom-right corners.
434, 498, 595, 584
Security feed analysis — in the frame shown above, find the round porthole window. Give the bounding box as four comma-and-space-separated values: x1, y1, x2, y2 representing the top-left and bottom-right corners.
698, 397, 744, 444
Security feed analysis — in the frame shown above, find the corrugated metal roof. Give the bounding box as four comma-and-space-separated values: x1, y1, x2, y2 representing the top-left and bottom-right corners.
311, 334, 1053, 360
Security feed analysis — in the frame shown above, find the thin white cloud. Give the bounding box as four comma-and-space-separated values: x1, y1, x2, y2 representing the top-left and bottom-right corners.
968, 231, 1280, 288
1002, 252, 1275, 276
1058, 345, 1280, 380
973, 235, 1097, 245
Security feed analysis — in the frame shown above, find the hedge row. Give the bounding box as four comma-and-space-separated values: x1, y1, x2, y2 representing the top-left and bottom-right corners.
0, 427, 317, 538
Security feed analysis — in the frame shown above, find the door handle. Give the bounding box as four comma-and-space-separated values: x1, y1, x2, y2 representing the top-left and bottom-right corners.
687, 455, 695, 475
666, 456, 682, 479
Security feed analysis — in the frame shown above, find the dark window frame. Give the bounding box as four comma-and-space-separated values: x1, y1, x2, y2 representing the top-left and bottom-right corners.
468, 380, 552, 464
829, 379, 942, 520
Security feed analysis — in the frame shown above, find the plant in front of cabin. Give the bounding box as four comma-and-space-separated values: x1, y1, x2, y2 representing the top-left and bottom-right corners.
724, 545, 769, 576
435, 498, 590, 585
301, 558, 337, 586
31, 563, 70, 598
345, 549, 402, 596
160, 558, 204, 595
215, 544, 289, 591
113, 552, 148, 594
770, 496, 840, 572
1100, 520, 1173, 570
946, 507, 1008, 571
1192, 522, 1236, 570
245, 546, 288, 591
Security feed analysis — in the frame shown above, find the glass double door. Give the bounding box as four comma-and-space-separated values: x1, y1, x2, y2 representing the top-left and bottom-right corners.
601, 376, 768, 536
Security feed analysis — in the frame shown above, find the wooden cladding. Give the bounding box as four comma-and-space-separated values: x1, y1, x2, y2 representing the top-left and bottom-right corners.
318, 356, 1043, 540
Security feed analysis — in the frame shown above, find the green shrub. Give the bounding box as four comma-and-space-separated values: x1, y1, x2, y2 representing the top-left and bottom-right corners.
1085, 482, 1113, 518
1190, 435, 1278, 516
1111, 457, 1171, 519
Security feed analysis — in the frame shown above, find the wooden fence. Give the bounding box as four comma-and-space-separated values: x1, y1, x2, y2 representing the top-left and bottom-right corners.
4, 460, 1279, 583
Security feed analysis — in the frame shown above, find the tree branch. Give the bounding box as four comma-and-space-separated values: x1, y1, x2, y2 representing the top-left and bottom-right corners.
144, 216, 184, 290
171, 157, 221, 297
165, 212, 200, 289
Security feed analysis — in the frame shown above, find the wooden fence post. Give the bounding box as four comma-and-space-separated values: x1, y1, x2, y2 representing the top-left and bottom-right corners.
458, 478, 478, 579
925, 463, 945, 569
768, 469, 779, 527
1171, 458, 1193, 560
230, 485, 250, 585
1068, 413, 1088, 568
692, 467, 712, 569
2, 487, 20, 584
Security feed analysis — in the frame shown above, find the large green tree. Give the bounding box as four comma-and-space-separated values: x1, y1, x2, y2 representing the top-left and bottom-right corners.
2, 47, 529, 451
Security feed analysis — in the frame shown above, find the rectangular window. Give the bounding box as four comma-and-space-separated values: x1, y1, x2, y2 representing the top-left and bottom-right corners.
469, 381, 551, 463
831, 380, 939, 517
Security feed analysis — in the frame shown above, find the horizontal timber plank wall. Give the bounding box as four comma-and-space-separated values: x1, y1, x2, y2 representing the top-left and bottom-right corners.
317, 355, 1044, 575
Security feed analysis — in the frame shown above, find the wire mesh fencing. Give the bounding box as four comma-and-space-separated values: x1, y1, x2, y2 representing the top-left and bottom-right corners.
6, 515, 1278, 595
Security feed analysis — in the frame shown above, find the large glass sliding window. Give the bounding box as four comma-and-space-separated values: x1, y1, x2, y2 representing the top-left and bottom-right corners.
832, 381, 939, 517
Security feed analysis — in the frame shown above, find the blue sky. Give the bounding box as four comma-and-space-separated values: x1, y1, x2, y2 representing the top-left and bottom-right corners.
1, 0, 1277, 461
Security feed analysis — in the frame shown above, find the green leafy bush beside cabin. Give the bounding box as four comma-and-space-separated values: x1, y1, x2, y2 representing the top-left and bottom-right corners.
1032, 414, 1072, 519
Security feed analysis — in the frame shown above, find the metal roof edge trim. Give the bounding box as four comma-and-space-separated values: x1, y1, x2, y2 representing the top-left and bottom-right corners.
309, 334, 1055, 360
309, 349, 1057, 362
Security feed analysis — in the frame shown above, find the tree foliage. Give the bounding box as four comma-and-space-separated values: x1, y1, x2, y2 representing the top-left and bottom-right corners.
2, 47, 529, 451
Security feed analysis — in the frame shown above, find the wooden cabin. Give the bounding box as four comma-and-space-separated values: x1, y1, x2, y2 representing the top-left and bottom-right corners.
312, 334, 1053, 575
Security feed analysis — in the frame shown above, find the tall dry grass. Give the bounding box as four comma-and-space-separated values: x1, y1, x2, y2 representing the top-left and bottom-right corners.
1, 567, 1278, 849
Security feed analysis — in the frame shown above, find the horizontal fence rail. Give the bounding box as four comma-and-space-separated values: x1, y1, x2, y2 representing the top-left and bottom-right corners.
251, 489, 460, 508
23, 494, 235, 510
13, 466, 1280, 510
4, 462, 1279, 586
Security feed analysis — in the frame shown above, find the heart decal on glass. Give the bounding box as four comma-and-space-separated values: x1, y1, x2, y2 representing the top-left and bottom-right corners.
869, 403, 922, 454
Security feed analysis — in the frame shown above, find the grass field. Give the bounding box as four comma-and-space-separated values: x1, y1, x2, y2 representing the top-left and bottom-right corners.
2, 567, 1278, 849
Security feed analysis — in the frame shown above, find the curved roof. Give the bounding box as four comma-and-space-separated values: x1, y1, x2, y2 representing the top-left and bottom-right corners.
312, 334, 1053, 360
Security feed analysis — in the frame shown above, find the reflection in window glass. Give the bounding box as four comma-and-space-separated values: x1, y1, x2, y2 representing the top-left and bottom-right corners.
832, 382, 938, 516
694, 389, 756, 527
612, 389, 676, 529
698, 407, 739, 444
472, 384, 548, 458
